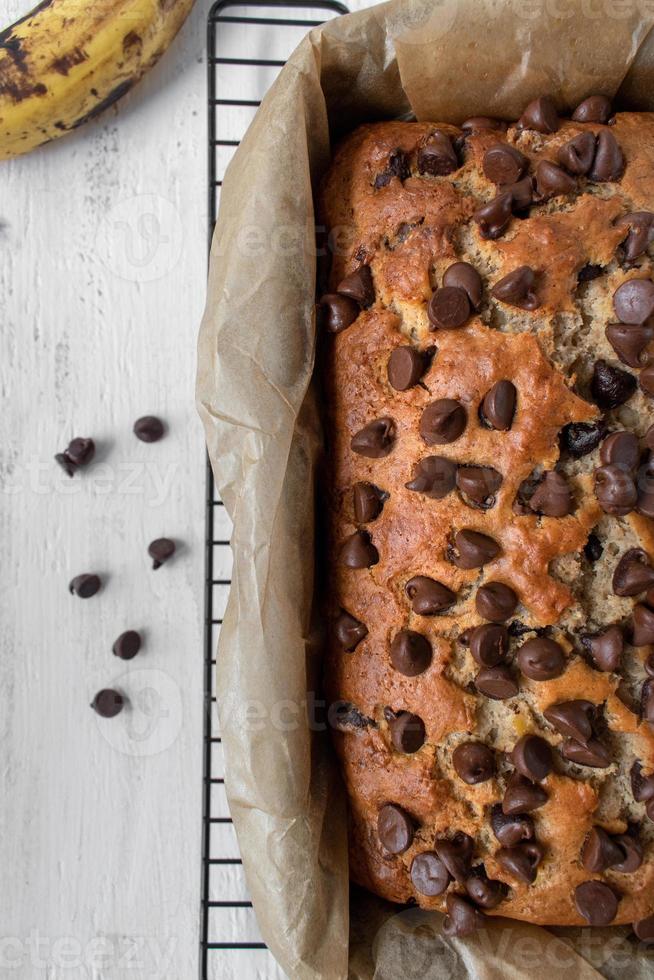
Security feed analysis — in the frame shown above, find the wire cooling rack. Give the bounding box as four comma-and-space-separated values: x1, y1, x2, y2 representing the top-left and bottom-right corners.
202, 3, 348, 977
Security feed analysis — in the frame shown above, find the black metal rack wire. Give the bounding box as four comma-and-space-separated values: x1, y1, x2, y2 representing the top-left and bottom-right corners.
201, 2, 348, 977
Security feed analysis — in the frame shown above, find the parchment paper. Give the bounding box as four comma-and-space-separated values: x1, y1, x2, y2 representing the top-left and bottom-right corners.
196, 2, 654, 977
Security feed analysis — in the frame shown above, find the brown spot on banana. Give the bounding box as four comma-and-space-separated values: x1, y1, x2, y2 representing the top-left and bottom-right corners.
51, 46, 87, 75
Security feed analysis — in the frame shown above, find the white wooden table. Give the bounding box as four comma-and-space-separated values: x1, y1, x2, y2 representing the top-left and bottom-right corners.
0, 2, 369, 978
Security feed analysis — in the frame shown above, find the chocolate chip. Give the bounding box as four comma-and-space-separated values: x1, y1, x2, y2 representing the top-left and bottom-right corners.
451, 530, 501, 569
641, 678, 654, 724
638, 462, 654, 518
560, 420, 607, 458
491, 804, 534, 847
475, 665, 519, 700
353, 482, 387, 523
613, 548, 654, 596
492, 266, 539, 310
632, 604, 654, 646
339, 531, 378, 569
561, 737, 611, 768
497, 842, 544, 884
529, 471, 574, 517
584, 532, 603, 562
329, 701, 373, 732
465, 869, 507, 909
506, 176, 535, 211
474, 192, 513, 239
410, 852, 450, 896
574, 881, 618, 926
512, 734, 553, 782
462, 117, 507, 134
334, 610, 368, 651
616, 211, 654, 263
374, 149, 410, 187
91, 689, 124, 718
456, 465, 502, 508
405, 575, 455, 615
420, 399, 467, 444
581, 827, 625, 872
634, 913, 654, 941
645, 652, 654, 677
377, 803, 414, 854
583, 625, 622, 672
631, 760, 654, 802
133, 416, 164, 443
336, 265, 374, 308
318, 293, 359, 333
405, 456, 457, 498
476, 582, 517, 622
518, 96, 559, 133
640, 364, 654, 396
591, 359, 637, 410
517, 637, 566, 680
589, 130, 624, 182
390, 629, 432, 676
452, 742, 495, 784
600, 430, 640, 469
112, 630, 141, 660
613, 833, 643, 873
434, 833, 474, 882
483, 143, 528, 185
148, 537, 175, 570
69, 573, 101, 598
534, 160, 576, 199
443, 262, 483, 309
578, 263, 604, 283
480, 380, 516, 431
417, 131, 458, 176
594, 464, 637, 515
513, 474, 541, 515
442, 894, 486, 937
502, 772, 548, 815
544, 700, 595, 742
387, 347, 427, 390
572, 95, 612, 123
469, 623, 508, 667
388, 711, 426, 753
557, 132, 597, 175
427, 286, 471, 330
55, 437, 95, 477
351, 417, 395, 458
613, 279, 654, 324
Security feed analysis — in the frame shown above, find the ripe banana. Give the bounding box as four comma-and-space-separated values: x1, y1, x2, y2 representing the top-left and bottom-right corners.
0, 0, 195, 161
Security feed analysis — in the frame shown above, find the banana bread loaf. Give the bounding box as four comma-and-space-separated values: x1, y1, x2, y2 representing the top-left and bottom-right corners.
320, 96, 654, 937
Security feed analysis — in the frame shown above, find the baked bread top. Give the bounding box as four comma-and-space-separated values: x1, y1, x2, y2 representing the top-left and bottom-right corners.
321, 98, 654, 937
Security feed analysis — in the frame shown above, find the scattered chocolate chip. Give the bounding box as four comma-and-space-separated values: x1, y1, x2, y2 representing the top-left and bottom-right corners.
512, 734, 553, 782
434, 833, 474, 882
334, 610, 368, 651
456, 465, 502, 508
544, 699, 595, 742
584, 532, 603, 562
640, 364, 654, 396
91, 689, 124, 718
616, 212, 654, 267
589, 130, 624, 182
600, 430, 640, 469
535, 160, 576, 198
529, 471, 574, 517
632, 604, 654, 646
613, 833, 643, 873
557, 131, 597, 175
387, 347, 427, 390
388, 711, 426, 753
491, 804, 534, 847
613, 548, 654, 596
480, 380, 516, 431
508, 619, 532, 637
410, 852, 450, 896
560, 420, 607, 458
462, 117, 507, 134
427, 286, 471, 331
318, 293, 359, 333
634, 913, 654, 941
337, 265, 374, 308
339, 531, 378, 569
443, 262, 483, 309
451, 529, 501, 570
638, 462, 654, 517
377, 803, 414, 854
591, 359, 637, 410
476, 582, 517, 623
581, 827, 625, 873
329, 701, 373, 732
572, 94, 612, 123
475, 665, 519, 700
452, 742, 496, 784
405, 456, 457, 498
594, 464, 637, 515
561, 737, 611, 767
578, 263, 604, 283
417, 131, 458, 176
112, 630, 141, 660
55, 437, 95, 477
469, 623, 508, 667
351, 417, 395, 458
69, 573, 101, 598
474, 192, 513, 239
405, 575, 455, 615
582, 625, 623, 672
465, 869, 507, 909
518, 96, 559, 133
631, 760, 654, 802
374, 149, 411, 187
512, 474, 541, 515
614, 279, 654, 326
641, 678, 654, 724
502, 772, 548, 815
574, 881, 618, 926
483, 143, 528, 185
390, 629, 432, 676
133, 416, 164, 443
148, 537, 175, 570
492, 266, 539, 310
496, 842, 544, 884
353, 482, 387, 523
420, 399, 467, 444
443, 894, 486, 937
517, 637, 566, 680
506, 176, 534, 211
